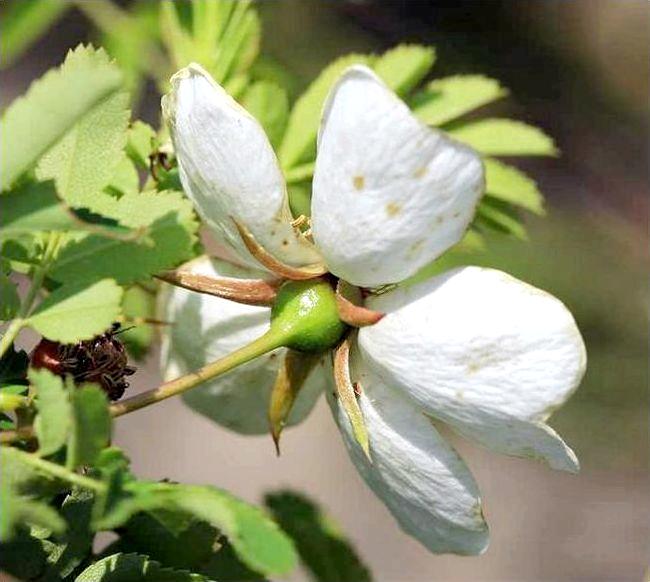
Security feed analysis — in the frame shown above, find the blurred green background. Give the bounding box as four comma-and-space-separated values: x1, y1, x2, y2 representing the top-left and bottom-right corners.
2, 1, 647, 580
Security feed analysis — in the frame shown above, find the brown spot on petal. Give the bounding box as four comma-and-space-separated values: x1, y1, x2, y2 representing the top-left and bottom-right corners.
414, 166, 428, 178
352, 175, 365, 190
385, 202, 401, 217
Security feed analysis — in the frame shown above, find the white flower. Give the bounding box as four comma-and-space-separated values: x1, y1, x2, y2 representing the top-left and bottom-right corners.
160, 64, 586, 555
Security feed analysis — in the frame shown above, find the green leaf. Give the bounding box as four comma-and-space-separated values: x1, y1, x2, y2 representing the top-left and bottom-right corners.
484, 158, 545, 215
212, 2, 261, 83
36, 74, 130, 209
0, 272, 20, 321
27, 279, 123, 343
113, 512, 219, 572
74, 553, 208, 582
97, 482, 297, 578
49, 190, 199, 286
0, 451, 66, 541
106, 157, 139, 198
159, 1, 194, 73
449, 118, 558, 156
126, 121, 157, 168
0, 445, 65, 500
40, 489, 94, 578
0, 180, 97, 242
173, 486, 297, 577
413, 75, 508, 126
0, 344, 29, 389
279, 53, 374, 169
120, 286, 156, 360
67, 385, 111, 468
242, 81, 289, 149
288, 182, 312, 218
373, 44, 435, 96
0, 0, 70, 68
475, 198, 528, 240
31, 368, 72, 457
0, 45, 123, 191
0, 526, 49, 580
265, 491, 371, 582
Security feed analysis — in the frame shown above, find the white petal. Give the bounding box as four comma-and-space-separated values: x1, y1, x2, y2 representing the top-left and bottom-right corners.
311, 66, 484, 287
358, 267, 586, 471
162, 64, 321, 270
328, 351, 489, 555
159, 256, 325, 434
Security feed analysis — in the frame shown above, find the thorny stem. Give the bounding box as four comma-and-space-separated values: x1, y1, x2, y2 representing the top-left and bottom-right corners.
2, 446, 107, 494
0, 233, 63, 359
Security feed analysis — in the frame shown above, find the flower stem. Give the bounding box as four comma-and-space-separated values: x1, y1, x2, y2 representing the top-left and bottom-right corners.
0, 329, 289, 445
2, 446, 106, 493
110, 328, 288, 417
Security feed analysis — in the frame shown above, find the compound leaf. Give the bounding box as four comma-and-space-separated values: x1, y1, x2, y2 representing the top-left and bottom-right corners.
1, 45, 123, 191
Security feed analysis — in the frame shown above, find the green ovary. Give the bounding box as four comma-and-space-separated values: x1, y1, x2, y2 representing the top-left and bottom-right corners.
270, 278, 347, 353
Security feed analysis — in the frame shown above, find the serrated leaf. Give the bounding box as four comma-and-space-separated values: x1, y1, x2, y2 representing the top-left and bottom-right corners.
96, 482, 297, 578
484, 158, 545, 214
67, 385, 111, 469
41, 489, 94, 578
74, 553, 208, 582
36, 84, 130, 209
279, 53, 374, 169
0, 272, 20, 321
173, 485, 297, 577
449, 118, 558, 156
475, 198, 528, 240
30, 368, 72, 457
413, 75, 508, 126
242, 81, 289, 148
126, 121, 157, 168
265, 491, 371, 582
49, 191, 198, 286
27, 279, 123, 343
373, 44, 435, 96
0, 0, 70, 69
1, 45, 123, 191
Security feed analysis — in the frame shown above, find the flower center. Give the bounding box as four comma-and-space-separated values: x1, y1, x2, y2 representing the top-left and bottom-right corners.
270, 278, 348, 353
